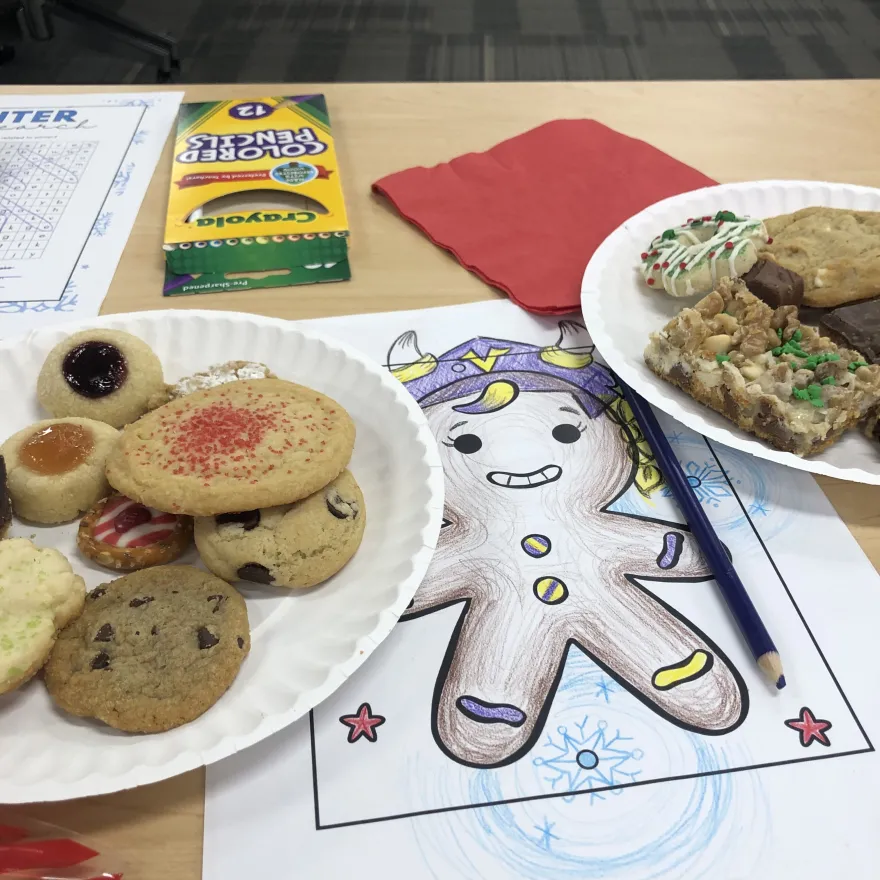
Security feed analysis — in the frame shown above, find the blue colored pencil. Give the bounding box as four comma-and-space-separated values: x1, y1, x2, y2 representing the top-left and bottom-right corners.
621, 384, 786, 690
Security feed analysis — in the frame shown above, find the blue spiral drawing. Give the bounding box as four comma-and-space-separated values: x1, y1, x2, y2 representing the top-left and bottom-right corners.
410, 652, 770, 880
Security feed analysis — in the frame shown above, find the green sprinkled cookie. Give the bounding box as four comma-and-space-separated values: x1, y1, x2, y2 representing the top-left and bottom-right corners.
0, 538, 86, 695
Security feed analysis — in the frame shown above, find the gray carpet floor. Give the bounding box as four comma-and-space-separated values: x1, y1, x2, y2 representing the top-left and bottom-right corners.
3, 0, 880, 83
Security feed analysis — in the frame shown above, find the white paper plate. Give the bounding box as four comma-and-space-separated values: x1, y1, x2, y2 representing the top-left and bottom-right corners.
0, 310, 444, 803
581, 179, 880, 484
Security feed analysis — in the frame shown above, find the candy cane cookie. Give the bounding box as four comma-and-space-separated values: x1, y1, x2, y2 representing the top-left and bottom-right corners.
78, 494, 193, 571
640, 211, 770, 298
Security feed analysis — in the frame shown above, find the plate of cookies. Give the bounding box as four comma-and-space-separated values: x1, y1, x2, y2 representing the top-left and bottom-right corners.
0, 310, 443, 802
581, 179, 880, 483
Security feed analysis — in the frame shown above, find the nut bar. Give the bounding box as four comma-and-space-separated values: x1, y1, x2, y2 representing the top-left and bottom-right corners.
644, 277, 880, 456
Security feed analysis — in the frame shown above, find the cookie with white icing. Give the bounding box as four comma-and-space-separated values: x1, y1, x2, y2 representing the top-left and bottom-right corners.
640, 211, 769, 297
77, 494, 194, 572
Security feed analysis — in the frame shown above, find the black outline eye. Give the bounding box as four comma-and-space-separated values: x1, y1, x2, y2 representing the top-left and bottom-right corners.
453, 433, 482, 454
552, 424, 581, 444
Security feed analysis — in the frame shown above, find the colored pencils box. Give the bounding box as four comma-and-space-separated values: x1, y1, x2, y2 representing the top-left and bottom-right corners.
162, 95, 351, 296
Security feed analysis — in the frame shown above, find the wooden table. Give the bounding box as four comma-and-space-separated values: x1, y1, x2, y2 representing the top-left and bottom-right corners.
7, 80, 880, 878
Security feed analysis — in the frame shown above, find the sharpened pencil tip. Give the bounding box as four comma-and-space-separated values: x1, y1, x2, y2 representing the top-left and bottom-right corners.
776, 675, 786, 690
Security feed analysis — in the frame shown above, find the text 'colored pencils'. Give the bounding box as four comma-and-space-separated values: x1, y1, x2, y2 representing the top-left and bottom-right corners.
621, 384, 785, 690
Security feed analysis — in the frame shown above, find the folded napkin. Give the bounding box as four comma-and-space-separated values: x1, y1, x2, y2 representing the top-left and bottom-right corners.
373, 119, 717, 314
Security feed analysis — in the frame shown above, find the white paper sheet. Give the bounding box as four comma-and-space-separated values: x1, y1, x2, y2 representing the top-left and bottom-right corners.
0, 93, 183, 332
205, 299, 880, 879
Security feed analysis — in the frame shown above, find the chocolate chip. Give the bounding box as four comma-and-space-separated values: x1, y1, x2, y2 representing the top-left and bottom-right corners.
197, 627, 219, 649
129, 596, 154, 607
151, 625, 160, 635
90, 651, 110, 670
93, 623, 114, 642
135, 631, 140, 636
207, 594, 227, 613
237, 563, 274, 584
215, 510, 261, 530
237, 637, 244, 649
62, 341, 128, 398
325, 489, 359, 520
89, 587, 107, 601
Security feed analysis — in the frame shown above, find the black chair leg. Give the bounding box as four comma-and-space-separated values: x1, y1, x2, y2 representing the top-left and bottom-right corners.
47, 0, 180, 80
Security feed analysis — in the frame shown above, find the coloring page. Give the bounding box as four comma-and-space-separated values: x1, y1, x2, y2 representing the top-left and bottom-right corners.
205, 300, 880, 879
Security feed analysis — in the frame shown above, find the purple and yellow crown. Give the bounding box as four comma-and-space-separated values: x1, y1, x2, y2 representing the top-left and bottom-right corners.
386, 321, 619, 418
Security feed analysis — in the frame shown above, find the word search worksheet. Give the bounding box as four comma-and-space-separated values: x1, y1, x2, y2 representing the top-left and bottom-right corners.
0, 101, 144, 303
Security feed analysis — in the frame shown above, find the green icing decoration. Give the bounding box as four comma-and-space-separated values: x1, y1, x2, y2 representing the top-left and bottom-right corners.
821, 376, 837, 385
714, 210, 738, 222
776, 328, 784, 340
848, 360, 870, 372
661, 229, 676, 241
826, 353, 841, 362
792, 329, 803, 342
807, 384, 823, 398
715, 353, 730, 364
792, 388, 810, 401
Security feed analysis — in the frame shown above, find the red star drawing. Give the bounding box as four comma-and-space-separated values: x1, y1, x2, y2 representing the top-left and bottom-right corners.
785, 706, 832, 748
339, 702, 385, 743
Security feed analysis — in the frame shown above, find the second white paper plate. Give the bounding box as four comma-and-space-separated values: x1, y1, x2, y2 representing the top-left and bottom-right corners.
581, 179, 880, 484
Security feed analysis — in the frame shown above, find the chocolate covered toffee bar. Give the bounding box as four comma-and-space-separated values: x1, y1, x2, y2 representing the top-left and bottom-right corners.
644, 278, 880, 456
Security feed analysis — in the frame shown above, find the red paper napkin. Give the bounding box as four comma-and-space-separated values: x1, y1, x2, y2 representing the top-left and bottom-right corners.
373, 119, 717, 314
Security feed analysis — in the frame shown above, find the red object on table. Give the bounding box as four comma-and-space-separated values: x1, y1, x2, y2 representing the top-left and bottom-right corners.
373, 119, 717, 315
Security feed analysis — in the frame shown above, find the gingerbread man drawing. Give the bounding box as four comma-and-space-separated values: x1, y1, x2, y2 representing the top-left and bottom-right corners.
387, 321, 749, 769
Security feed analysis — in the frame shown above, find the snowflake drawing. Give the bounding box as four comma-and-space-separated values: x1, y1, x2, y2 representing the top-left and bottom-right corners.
132, 129, 148, 146
0, 292, 78, 314
594, 676, 619, 703
748, 501, 770, 517
90, 211, 113, 237
666, 430, 684, 444
533, 817, 559, 851
662, 460, 732, 508
533, 715, 643, 803
113, 162, 135, 196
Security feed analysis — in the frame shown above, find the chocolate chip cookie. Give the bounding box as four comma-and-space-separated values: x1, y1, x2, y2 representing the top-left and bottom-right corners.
44, 565, 249, 733
37, 329, 166, 429
194, 469, 365, 588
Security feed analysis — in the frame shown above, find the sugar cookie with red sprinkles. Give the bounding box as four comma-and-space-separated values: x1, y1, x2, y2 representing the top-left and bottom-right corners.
105, 379, 355, 516
78, 494, 194, 572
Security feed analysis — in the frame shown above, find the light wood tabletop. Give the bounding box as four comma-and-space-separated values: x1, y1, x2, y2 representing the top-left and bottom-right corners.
6, 80, 880, 878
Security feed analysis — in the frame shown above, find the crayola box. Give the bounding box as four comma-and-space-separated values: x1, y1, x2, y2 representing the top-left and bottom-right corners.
163, 95, 350, 287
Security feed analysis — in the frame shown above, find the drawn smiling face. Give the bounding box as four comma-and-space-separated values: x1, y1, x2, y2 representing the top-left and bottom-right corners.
429, 390, 592, 498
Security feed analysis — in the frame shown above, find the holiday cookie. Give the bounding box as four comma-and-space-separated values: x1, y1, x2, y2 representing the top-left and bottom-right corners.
148, 361, 277, 409
1, 418, 119, 523
0, 538, 86, 695
0, 455, 10, 539
194, 469, 366, 588
44, 565, 250, 733
762, 207, 880, 307
77, 494, 193, 572
640, 211, 769, 297
37, 329, 165, 428
106, 379, 355, 516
